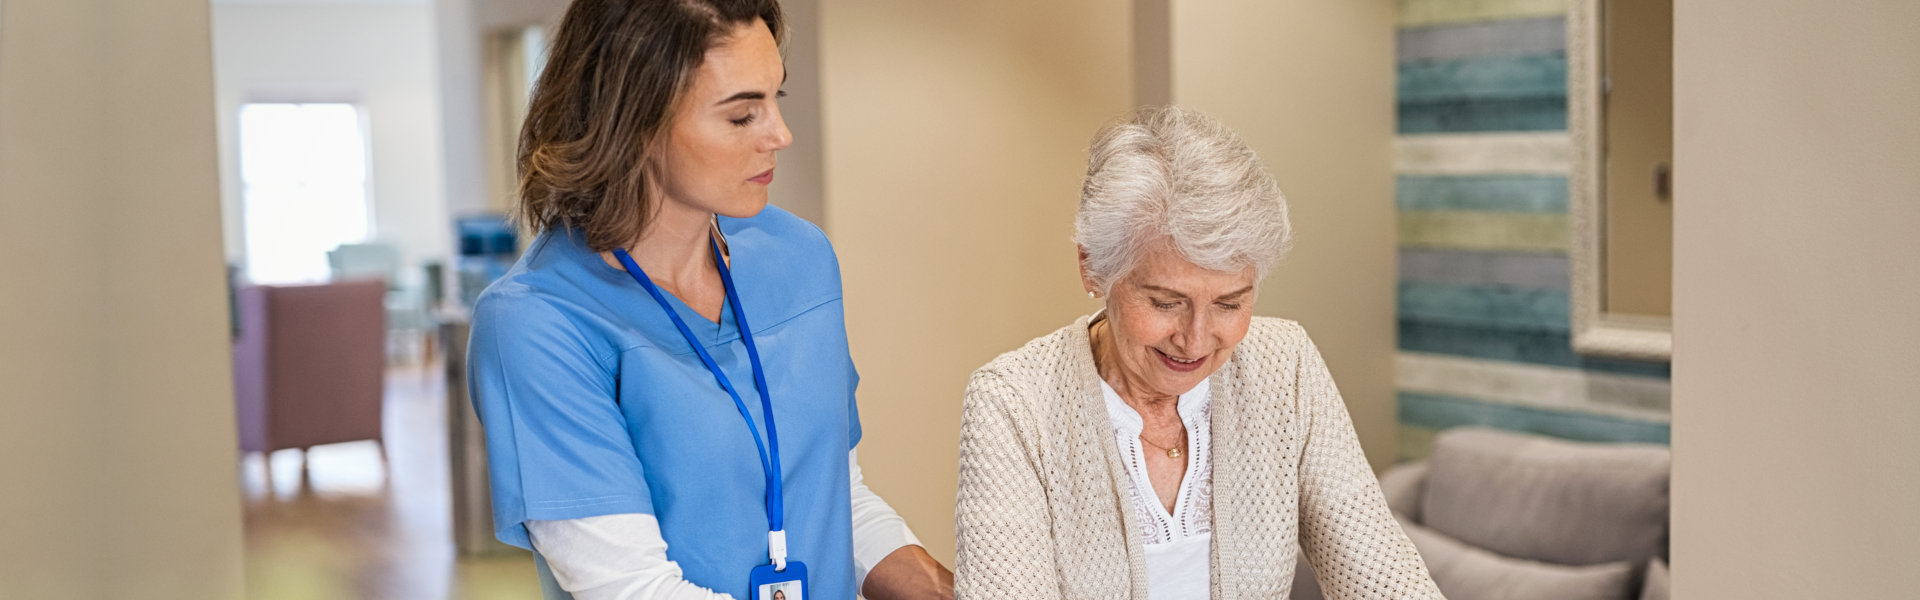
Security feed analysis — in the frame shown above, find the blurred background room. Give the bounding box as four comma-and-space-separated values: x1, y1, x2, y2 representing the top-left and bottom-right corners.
2, 0, 1916, 598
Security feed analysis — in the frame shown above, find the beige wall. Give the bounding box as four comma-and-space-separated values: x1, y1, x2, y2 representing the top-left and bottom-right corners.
766, 0, 826, 226
0, 0, 244, 597
1671, 0, 1920, 597
818, 0, 1134, 562
1164, 0, 1401, 471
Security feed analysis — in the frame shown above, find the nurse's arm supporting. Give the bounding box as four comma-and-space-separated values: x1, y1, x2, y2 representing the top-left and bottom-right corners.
528, 514, 733, 600
851, 449, 955, 599
529, 449, 937, 600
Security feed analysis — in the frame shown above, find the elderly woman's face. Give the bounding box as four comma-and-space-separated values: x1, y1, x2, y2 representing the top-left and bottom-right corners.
1101, 242, 1257, 397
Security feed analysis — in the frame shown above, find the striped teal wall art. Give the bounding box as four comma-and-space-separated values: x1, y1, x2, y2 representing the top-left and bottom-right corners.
1393, 0, 1670, 460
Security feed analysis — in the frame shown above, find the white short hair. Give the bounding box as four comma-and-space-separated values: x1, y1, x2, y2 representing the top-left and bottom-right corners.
1074, 106, 1292, 293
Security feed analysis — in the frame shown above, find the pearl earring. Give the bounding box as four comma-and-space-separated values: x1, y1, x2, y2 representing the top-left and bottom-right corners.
1088, 291, 1097, 299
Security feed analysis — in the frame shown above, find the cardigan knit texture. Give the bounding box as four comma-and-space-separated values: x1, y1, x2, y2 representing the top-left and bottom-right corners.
955, 315, 1444, 599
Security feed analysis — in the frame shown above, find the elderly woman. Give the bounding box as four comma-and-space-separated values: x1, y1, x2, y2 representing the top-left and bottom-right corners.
954, 107, 1441, 599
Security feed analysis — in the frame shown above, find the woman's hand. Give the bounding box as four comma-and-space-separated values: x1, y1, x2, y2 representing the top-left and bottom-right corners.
862, 545, 954, 600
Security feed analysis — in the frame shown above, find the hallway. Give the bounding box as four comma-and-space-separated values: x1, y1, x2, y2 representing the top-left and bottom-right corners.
241, 362, 537, 600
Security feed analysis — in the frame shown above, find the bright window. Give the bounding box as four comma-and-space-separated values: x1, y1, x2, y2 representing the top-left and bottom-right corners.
238, 103, 372, 284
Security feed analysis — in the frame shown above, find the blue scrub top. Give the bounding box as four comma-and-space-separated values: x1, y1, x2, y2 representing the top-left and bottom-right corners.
468, 206, 862, 599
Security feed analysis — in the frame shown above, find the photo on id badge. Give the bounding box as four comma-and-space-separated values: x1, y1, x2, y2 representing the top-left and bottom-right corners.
759, 581, 800, 600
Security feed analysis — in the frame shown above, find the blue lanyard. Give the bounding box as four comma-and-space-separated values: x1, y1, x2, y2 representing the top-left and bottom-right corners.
613, 238, 789, 560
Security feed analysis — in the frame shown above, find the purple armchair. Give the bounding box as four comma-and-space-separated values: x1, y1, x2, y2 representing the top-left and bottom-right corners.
232, 279, 388, 486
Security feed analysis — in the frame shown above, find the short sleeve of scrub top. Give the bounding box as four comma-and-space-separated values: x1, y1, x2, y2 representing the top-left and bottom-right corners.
467, 206, 864, 600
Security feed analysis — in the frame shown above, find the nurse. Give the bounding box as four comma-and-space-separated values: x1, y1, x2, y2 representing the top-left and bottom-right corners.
467, 1, 953, 598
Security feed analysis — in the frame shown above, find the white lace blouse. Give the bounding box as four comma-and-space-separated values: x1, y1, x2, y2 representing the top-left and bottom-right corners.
1100, 378, 1212, 600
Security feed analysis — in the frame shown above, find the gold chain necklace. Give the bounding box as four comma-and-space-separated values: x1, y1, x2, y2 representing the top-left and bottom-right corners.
1138, 429, 1186, 459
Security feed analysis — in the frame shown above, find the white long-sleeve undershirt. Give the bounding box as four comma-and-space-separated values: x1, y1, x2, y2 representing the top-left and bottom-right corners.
527, 449, 922, 600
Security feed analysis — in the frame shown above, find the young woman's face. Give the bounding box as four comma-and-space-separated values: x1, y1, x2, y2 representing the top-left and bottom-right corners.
652, 18, 791, 219
1095, 241, 1257, 399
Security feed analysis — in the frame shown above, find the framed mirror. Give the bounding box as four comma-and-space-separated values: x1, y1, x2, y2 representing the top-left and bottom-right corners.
1569, 0, 1673, 361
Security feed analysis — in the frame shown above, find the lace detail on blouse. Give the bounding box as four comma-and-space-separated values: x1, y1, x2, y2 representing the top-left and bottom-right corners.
1101, 379, 1213, 546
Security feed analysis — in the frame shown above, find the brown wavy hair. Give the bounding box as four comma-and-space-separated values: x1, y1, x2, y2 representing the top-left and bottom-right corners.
516, 0, 785, 252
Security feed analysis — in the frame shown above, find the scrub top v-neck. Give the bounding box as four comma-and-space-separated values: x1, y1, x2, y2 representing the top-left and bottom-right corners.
467, 206, 862, 600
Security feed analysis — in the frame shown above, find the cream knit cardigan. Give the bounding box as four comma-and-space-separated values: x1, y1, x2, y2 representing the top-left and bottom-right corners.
955, 315, 1443, 599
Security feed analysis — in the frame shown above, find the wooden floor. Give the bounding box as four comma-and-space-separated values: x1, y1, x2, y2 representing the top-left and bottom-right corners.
241, 361, 540, 600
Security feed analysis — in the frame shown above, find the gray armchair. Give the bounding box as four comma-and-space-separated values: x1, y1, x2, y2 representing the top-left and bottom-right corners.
1293, 427, 1671, 600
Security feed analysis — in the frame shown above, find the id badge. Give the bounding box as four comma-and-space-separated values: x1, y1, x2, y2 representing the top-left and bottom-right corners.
749, 560, 807, 600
